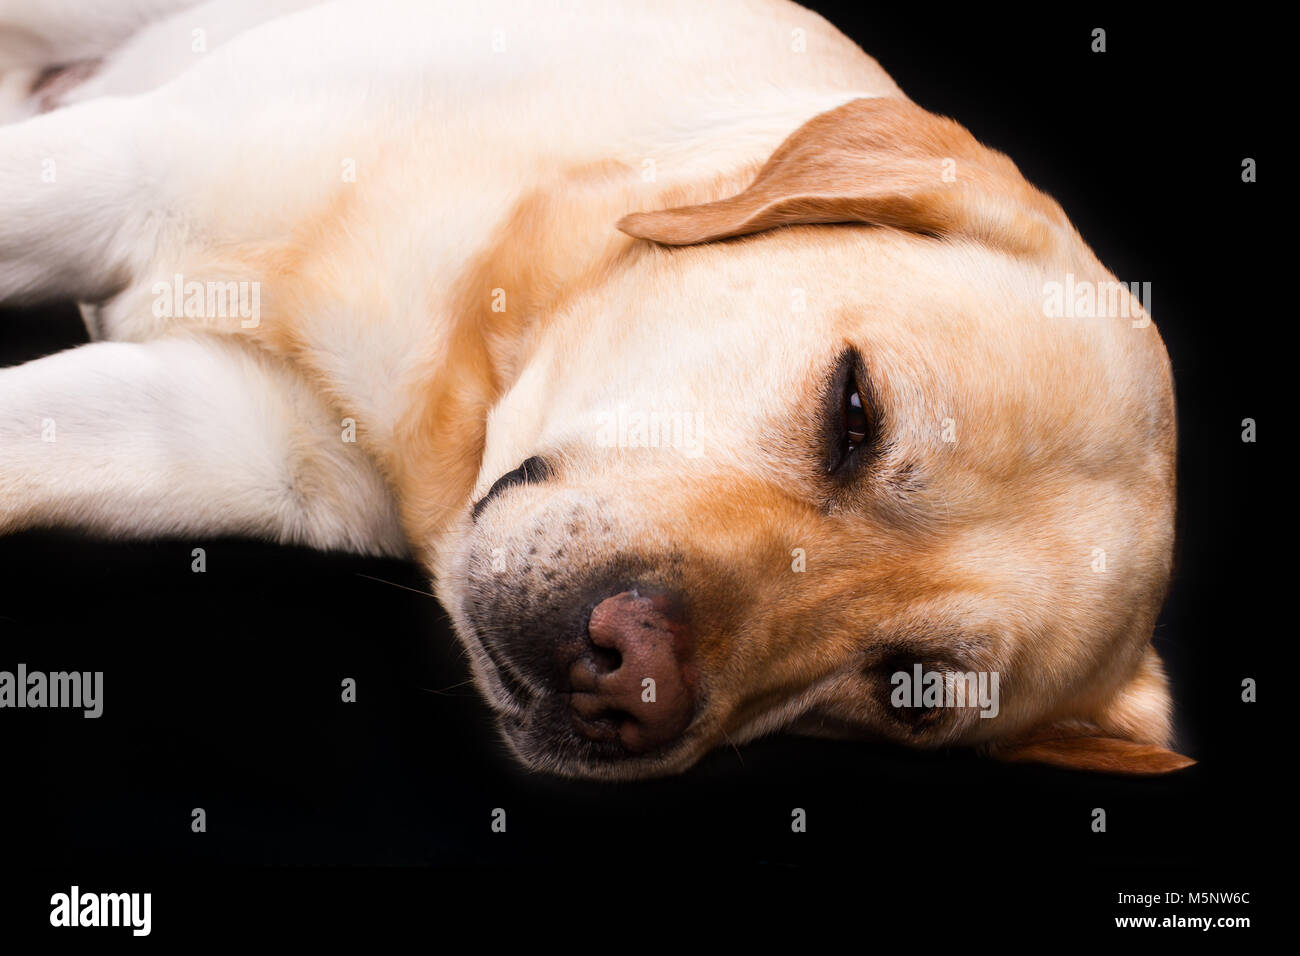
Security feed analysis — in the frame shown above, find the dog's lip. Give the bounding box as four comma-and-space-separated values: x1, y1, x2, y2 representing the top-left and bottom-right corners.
479, 636, 534, 707
478, 656, 538, 725
459, 620, 537, 719
507, 682, 715, 775
501, 712, 702, 779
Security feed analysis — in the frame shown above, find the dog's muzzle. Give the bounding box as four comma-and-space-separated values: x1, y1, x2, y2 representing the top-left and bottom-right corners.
464, 458, 700, 771
481, 583, 697, 764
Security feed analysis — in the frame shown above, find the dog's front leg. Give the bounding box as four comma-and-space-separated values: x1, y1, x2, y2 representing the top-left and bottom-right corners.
0, 94, 165, 304
0, 336, 408, 556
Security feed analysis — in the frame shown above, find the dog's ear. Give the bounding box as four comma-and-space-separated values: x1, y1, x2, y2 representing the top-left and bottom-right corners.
991, 645, 1195, 775
992, 734, 1196, 775
617, 97, 1068, 256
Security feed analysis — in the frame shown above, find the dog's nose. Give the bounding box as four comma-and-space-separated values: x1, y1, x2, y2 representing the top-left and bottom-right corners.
568, 589, 695, 753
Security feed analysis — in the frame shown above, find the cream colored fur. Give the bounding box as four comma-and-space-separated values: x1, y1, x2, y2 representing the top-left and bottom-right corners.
0, 0, 1189, 777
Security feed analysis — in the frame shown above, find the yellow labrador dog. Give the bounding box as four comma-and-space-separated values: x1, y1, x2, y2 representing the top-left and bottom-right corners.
0, 0, 1191, 778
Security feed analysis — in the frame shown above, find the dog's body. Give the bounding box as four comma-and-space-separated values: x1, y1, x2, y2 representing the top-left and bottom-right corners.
0, 0, 1191, 778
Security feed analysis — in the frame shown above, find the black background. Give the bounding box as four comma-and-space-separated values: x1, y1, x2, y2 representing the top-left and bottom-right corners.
0, 3, 1275, 939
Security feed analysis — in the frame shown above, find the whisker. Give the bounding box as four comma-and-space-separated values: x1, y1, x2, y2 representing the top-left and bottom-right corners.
721, 728, 745, 767
354, 572, 440, 600
416, 678, 477, 696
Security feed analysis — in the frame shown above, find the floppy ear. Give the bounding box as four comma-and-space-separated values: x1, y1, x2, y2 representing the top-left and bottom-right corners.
617, 97, 1067, 255
991, 646, 1195, 775
992, 734, 1196, 775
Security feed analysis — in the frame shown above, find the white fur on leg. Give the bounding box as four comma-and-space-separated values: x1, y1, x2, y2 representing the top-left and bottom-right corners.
0, 335, 408, 556
0, 95, 165, 303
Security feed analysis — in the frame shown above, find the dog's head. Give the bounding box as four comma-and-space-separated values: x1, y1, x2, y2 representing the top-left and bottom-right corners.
431, 98, 1189, 779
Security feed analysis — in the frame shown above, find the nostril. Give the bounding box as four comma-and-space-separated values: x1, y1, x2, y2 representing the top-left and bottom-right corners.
566, 646, 621, 697
471, 455, 552, 520
589, 645, 621, 675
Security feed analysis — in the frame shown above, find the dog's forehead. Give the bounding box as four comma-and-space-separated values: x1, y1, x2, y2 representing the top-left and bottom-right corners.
484, 222, 1174, 522
538, 226, 1165, 439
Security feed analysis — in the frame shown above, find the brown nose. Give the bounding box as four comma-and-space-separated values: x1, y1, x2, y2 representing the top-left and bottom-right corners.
568, 589, 695, 753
